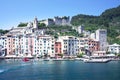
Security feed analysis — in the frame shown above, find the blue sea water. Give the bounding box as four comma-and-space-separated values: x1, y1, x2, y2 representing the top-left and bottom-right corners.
0, 60, 120, 80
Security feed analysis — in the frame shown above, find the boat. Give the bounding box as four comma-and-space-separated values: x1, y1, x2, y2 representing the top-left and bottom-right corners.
83, 58, 111, 63
75, 58, 82, 60
22, 57, 30, 62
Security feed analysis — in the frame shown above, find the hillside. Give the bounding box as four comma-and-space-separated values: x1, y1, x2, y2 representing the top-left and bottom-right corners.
71, 5, 120, 44
1, 6, 120, 44
45, 25, 82, 38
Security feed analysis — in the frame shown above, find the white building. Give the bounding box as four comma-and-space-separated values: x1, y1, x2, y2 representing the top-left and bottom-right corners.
0, 44, 6, 56
0, 36, 7, 49
77, 25, 84, 34
58, 36, 79, 56
92, 51, 106, 56
90, 33, 96, 40
78, 38, 88, 51
0, 36, 7, 56
8, 27, 25, 35
108, 43, 120, 54
33, 35, 55, 57
34, 29, 45, 36
95, 29, 107, 51
13, 34, 33, 57
7, 17, 38, 36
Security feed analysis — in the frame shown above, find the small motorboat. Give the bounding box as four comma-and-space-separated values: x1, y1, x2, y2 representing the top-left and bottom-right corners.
22, 57, 30, 62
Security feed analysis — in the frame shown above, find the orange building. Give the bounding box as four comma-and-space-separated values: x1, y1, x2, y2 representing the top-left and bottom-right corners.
87, 39, 100, 52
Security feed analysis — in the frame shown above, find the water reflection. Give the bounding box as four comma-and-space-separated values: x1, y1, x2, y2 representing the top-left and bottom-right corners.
0, 60, 120, 80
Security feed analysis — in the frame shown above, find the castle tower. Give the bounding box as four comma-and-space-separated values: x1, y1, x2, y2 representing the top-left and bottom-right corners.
95, 29, 107, 51
54, 16, 62, 25
33, 17, 38, 29
62, 16, 70, 25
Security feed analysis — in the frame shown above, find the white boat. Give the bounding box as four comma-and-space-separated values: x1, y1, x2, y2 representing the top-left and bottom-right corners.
75, 58, 82, 60
83, 58, 111, 63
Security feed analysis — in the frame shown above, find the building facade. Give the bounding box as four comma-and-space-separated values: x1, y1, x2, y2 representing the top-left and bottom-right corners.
87, 39, 100, 52
59, 36, 79, 56
95, 29, 107, 51
108, 43, 120, 54
55, 42, 62, 54
32, 35, 55, 57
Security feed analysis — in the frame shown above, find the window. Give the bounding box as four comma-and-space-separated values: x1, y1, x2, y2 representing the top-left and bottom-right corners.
52, 51, 54, 53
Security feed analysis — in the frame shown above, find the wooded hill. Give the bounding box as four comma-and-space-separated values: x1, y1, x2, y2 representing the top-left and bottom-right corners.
71, 5, 120, 44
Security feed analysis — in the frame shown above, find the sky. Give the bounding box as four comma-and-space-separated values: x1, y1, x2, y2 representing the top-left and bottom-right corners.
0, 0, 120, 30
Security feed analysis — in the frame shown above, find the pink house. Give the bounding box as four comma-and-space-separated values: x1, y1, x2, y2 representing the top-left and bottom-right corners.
6, 35, 15, 55
55, 42, 62, 57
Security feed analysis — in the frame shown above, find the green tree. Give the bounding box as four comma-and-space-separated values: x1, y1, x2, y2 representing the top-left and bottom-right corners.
0, 29, 9, 34
77, 53, 84, 58
117, 54, 120, 57
58, 54, 63, 58
38, 23, 46, 28
18, 23, 27, 27
54, 34, 58, 39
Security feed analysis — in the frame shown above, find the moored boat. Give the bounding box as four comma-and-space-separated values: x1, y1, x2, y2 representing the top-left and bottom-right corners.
22, 57, 30, 62
83, 58, 111, 63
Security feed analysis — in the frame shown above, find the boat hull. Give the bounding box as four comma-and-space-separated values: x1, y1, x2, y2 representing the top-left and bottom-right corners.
84, 59, 111, 63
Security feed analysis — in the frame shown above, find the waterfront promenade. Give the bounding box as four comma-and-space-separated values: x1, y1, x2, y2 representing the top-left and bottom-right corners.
0, 55, 120, 62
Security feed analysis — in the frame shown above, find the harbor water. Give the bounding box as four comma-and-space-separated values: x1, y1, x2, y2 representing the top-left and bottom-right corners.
0, 60, 120, 80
